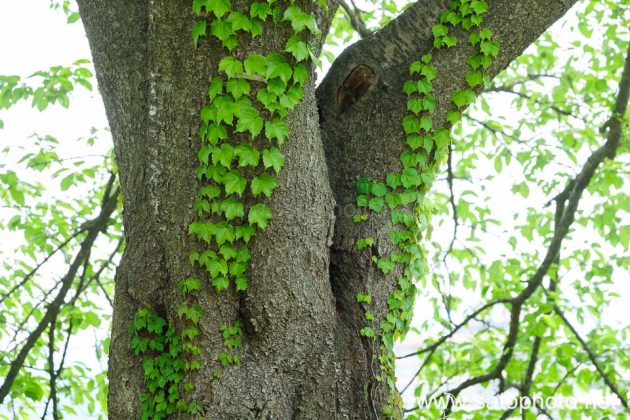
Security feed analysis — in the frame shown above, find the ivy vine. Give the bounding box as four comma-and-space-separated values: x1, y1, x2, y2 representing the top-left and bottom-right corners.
129, 0, 325, 418
354, 0, 499, 417
128, 0, 499, 417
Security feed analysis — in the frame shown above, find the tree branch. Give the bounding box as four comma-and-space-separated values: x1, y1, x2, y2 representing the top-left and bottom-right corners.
317, 3, 579, 405
554, 307, 628, 408
405, 37, 630, 417
44, 317, 59, 420
0, 230, 82, 305
0, 175, 118, 405
339, 0, 371, 38
397, 298, 511, 359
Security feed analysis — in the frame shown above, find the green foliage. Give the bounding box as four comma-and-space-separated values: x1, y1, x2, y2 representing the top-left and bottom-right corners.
0, 100, 119, 418
403, 0, 630, 418
218, 321, 243, 367
2, 1, 628, 419
131, 0, 324, 416
353, 0, 500, 416
129, 308, 200, 418
0, 60, 93, 127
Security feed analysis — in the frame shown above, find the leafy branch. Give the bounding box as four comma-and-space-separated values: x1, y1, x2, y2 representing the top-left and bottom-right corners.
404, 40, 630, 416
0, 174, 119, 405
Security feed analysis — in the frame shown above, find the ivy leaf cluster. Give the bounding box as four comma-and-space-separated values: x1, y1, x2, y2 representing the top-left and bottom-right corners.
131, 0, 324, 417
354, 0, 499, 416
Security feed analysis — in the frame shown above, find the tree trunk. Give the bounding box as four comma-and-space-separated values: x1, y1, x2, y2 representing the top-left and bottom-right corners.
76, 0, 577, 418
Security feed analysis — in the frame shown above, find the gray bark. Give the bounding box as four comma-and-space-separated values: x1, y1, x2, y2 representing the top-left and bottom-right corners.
76, 0, 577, 418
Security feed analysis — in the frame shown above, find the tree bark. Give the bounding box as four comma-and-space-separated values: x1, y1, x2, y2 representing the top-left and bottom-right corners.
76, 0, 577, 418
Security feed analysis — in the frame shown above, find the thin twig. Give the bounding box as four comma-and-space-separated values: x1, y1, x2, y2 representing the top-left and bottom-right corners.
0, 174, 119, 405
339, 0, 371, 38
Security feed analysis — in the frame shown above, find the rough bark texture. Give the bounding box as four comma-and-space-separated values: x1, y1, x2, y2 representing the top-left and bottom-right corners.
76, 0, 577, 418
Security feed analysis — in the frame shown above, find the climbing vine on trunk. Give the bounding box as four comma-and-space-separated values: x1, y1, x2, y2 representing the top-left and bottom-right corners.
129, 1, 326, 418
352, 0, 499, 416
128, 0, 499, 418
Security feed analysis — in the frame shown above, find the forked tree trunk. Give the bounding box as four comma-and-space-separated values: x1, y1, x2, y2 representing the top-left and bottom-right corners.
76, 0, 576, 418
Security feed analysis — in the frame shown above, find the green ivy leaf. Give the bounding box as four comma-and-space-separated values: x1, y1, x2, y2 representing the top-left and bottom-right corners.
446, 110, 461, 125
369, 197, 385, 213
407, 98, 423, 114
218, 56, 243, 78
235, 224, 256, 243
357, 177, 370, 195
234, 143, 260, 167
410, 61, 422, 75
235, 105, 263, 137
219, 244, 237, 260
208, 77, 223, 100
235, 276, 248, 291
434, 128, 451, 148
407, 133, 423, 150
357, 237, 375, 249
207, 123, 228, 145
192, 0, 206, 15
465, 70, 483, 87
225, 78, 250, 99
226, 11, 252, 33
403, 80, 417, 95
292, 63, 309, 85
371, 182, 387, 197
451, 89, 476, 108
179, 278, 201, 295
421, 65, 438, 81
248, 203, 272, 229
265, 53, 293, 82
212, 222, 235, 246
419, 116, 433, 133
244, 54, 267, 76
265, 119, 289, 144
432, 24, 448, 38
220, 198, 245, 221
212, 276, 230, 292
251, 174, 277, 198
250, 2, 272, 20
212, 143, 234, 168
283, 5, 319, 33
402, 116, 420, 134
213, 95, 236, 125
206, 0, 231, 18
480, 40, 500, 57
262, 147, 285, 174
192, 20, 207, 47
479, 27, 493, 40
360, 327, 375, 339
471, 0, 489, 15
356, 293, 372, 304
285, 36, 310, 62
210, 19, 234, 44
222, 171, 247, 196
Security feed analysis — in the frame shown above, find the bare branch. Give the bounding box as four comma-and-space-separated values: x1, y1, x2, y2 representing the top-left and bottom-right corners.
485, 85, 579, 118
397, 298, 511, 359
43, 318, 59, 420
0, 230, 82, 305
339, 0, 371, 38
554, 308, 628, 408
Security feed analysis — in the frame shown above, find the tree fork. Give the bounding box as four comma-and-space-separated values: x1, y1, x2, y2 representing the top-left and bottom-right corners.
76, 0, 578, 417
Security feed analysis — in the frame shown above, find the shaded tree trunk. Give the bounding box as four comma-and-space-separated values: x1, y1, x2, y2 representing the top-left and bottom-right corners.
76, 0, 577, 418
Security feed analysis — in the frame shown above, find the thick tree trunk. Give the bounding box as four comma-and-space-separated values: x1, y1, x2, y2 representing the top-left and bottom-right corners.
76, 0, 577, 418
